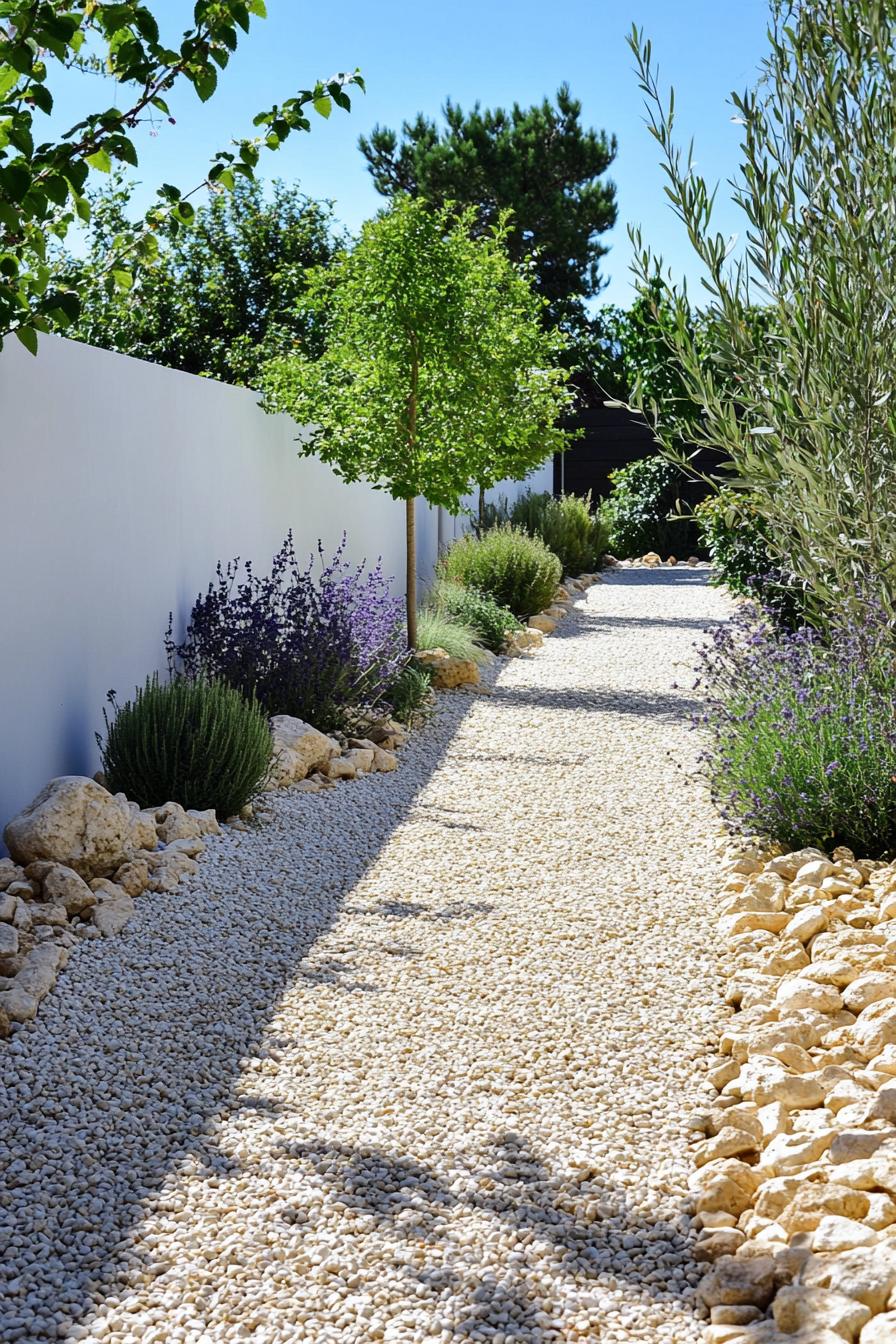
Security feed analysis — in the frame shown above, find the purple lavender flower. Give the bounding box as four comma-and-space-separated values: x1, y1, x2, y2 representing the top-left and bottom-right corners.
167, 533, 407, 732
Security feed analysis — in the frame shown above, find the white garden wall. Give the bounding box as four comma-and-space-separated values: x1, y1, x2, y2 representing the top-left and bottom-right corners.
0, 334, 552, 831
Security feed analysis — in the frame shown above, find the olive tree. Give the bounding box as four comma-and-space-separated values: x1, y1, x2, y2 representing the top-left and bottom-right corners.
628, 0, 896, 623
261, 196, 573, 646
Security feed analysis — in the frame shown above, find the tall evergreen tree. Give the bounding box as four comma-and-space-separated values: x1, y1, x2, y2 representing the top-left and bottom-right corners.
359, 85, 617, 331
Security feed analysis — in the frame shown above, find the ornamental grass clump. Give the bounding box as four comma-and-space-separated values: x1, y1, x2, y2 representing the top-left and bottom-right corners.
699, 604, 896, 856
99, 676, 272, 818
414, 607, 490, 666
429, 579, 521, 654
168, 533, 407, 734
438, 525, 561, 619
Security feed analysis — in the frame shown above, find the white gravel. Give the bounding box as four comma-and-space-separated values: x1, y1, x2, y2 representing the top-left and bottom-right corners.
0, 569, 733, 1344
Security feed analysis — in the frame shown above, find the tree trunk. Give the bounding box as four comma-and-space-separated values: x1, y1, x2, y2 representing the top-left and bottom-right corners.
405, 351, 420, 649
478, 483, 486, 534
406, 496, 417, 649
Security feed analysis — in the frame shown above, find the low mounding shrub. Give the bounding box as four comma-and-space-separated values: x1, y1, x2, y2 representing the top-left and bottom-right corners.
699, 603, 896, 856
429, 579, 521, 654
437, 525, 561, 619
415, 607, 490, 665
99, 676, 272, 818
601, 455, 698, 558
167, 534, 407, 733
386, 662, 434, 723
499, 489, 608, 575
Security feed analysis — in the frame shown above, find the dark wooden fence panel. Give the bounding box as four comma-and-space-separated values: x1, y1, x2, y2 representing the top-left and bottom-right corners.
554, 403, 723, 507
554, 404, 657, 499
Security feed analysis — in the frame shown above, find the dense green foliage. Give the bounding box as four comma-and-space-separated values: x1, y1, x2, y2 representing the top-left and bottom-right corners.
68, 177, 341, 386
262, 196, 572, 644
490, 490, 608, 575
0, 0, 359, 353
385, 662, 433, 724
630, 2, 896, 626
696, 489, 774, 597
359, 85, 616, 331
99, 675, 272, 818
428, 579, 521, 654
438, 526, 561, 619
601, 456, 698, 559
415, 608, 490, 665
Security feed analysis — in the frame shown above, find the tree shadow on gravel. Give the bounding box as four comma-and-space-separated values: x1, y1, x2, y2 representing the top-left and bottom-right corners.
0, 569, 714, 1343
267, 1130, 700, 1339
0, 684, 498, 1344
488, 683, 703, 723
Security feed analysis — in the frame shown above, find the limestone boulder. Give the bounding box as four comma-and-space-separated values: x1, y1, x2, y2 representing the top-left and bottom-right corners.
16, 943, 66, 1004
698, 1254, 776, 1309
155, 802, 203, 845
860, 1312, 896, 1343
371, 746, 398, 773
414, 649, 480, 689
265, 715, 340, 789
800, 1243, 896, 1314
126, 804, 159, 852
32, 863, 96, 917
90, 881, 135, 937
508, 627, 544, 653
4, 776, 131, 878
772, 1284, 871, 1339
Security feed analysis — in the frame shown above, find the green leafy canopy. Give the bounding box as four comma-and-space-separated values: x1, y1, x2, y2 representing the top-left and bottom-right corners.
359, 85, 617, 333
261, 196, 574, 513
0, 0, 362, 353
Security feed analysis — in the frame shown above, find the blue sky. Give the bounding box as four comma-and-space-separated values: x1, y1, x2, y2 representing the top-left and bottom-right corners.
55, 0, 771, 307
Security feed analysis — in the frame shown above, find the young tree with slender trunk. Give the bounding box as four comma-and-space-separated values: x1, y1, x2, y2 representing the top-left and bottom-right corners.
261, 196, 573, 647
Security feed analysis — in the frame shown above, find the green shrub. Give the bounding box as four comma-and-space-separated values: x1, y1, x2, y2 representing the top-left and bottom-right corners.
438, 525, 562, 618
601, 455, 698, 559
505, 489, 608, 574
99, 675, 272, 818
414, 607, 490, 665
696, 488, 773, 596
429, 579, 521, 653
385, 662, 433, 723
696, 487, 810, 626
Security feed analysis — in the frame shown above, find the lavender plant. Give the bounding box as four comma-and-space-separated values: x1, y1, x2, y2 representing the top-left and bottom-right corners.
168, 534, 408, 733
698, 603, 896, 856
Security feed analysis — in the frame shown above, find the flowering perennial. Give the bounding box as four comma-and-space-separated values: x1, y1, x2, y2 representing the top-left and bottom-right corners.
697, 603, 896, 856
167, 534, 407, 733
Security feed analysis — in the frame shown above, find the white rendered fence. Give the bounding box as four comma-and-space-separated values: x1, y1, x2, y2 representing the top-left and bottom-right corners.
0, 334, 552, 828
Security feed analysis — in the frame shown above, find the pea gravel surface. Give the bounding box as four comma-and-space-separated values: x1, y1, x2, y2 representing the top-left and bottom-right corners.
0, 569, 733, 1344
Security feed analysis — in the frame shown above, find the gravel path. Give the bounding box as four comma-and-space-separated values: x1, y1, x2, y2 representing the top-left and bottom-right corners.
0, 570, 732, 1344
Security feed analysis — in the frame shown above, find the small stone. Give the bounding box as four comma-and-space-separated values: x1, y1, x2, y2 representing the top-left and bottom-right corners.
0, 923, 18, 962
